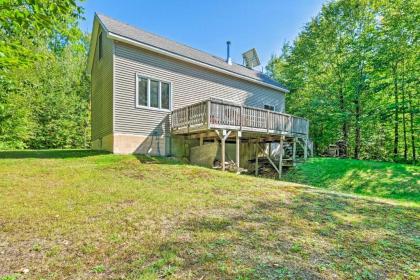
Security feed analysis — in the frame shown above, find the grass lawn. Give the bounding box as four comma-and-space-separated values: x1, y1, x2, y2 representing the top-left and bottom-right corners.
284, 157, 420, 203
0, 150, 419, 279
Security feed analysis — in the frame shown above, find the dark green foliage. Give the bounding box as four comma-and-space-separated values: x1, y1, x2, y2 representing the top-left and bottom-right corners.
0, 0, 83, 68
28, 39, 90, 149
0, 0, 89, 149
267, 0, 419, 163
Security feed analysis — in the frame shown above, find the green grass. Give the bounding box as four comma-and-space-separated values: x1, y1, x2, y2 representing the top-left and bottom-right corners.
0, 150, 419, 279
284, 157, 420, 203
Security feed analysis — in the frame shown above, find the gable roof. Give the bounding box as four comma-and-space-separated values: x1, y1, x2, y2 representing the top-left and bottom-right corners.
87, 13, 288, 93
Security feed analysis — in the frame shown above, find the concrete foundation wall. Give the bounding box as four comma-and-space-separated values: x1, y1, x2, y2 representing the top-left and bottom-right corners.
171, 135, 188, 158
92, 133, 170, 155
91, 133, 113, 152
91, 139, 101, 150
113, 133, 169, 155
190, 143, 219, 167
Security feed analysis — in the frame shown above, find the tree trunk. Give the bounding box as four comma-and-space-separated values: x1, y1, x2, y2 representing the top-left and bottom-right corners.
339, 82, 349, 157
401, 61, 408, 161
354, 95, 361, 159
393, 63, 399, 161
354, 63, 364, 160
408, 86, 416, 164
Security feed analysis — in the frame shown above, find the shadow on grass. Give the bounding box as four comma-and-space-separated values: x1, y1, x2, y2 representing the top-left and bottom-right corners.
0, 149, 109, 159
133, 154, 188, 166
132, 190, 419, 279
0, 150, 189, 164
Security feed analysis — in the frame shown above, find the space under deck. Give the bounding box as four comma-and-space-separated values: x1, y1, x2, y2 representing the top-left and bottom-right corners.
170, 99, 311, 178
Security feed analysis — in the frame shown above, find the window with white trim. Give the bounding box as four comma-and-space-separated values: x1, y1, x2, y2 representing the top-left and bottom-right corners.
136, 75, 171, 110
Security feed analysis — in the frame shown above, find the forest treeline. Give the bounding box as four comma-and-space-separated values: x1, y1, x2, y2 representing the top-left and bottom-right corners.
0, 0, 89, 149
267, 0, 418, 163
1, 1, 418, 163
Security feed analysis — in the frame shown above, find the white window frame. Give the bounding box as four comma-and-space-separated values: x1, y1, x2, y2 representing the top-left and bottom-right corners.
135, 74, 173, 112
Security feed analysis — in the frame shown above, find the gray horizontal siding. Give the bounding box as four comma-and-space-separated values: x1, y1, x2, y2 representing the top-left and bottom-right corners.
113, 42, 285, 136
98, 14, 287, 90
91, 25, 113, 140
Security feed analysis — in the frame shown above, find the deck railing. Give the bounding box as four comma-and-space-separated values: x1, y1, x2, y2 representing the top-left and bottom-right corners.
171, 99, 309, 136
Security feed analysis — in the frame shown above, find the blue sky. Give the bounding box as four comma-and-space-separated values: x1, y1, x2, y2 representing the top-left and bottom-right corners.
80, 0, 325, 67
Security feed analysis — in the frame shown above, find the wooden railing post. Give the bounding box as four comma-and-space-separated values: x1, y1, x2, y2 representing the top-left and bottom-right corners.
266, 110, 270, 133
278, 136, 284, 179
186, 106, 190, 133
306, 120, 309, 136
239, 106, 243, 131
236, 132, 241, 174
207, 100, 211, 129
289, 115, 292, 134
255, 140, 259, 176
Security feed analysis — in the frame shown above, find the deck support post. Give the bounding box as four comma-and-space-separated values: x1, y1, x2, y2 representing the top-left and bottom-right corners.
292, 137, 297, 166
255, 138, 259, 176
221, 136, 226, 171
215, 130, 231, 172
278, 136, 284, 179
235, 132, 241, 174
304, 138, 308, 161
199, 134, 204, 146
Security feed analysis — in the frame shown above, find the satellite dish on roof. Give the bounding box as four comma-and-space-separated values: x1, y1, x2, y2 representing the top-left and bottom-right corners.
242, 48, 261, 69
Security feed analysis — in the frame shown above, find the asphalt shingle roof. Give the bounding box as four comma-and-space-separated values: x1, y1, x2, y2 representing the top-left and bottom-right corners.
97, 14, 288, 92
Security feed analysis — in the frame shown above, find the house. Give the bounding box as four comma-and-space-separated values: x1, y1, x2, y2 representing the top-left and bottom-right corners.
87, 13, 310, 177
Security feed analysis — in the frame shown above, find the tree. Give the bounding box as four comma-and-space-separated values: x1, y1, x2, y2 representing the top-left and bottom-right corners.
267, 0, 418, 162
0, 0, 83, 69
0, 0, 90, 149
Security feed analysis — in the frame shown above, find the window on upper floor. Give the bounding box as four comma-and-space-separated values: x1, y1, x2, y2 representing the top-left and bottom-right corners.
98, 32, 103, 60
264, 104, 275, 111
136, 75, 171, 111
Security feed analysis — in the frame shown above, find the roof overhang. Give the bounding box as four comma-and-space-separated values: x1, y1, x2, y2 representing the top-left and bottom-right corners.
86, 14, 289, 93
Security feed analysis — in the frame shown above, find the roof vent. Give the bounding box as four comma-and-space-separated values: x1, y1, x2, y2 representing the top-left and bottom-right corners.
242, 48, 261, 69
226, 41, 232, 65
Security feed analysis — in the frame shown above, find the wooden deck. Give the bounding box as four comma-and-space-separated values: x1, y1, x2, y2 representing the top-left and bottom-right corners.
171, 99, 309, 137
171, 99, 311, 178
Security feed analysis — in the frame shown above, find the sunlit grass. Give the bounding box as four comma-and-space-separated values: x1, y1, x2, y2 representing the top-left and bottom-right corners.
284, 157, 419, 203
0, 151, 419, 279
